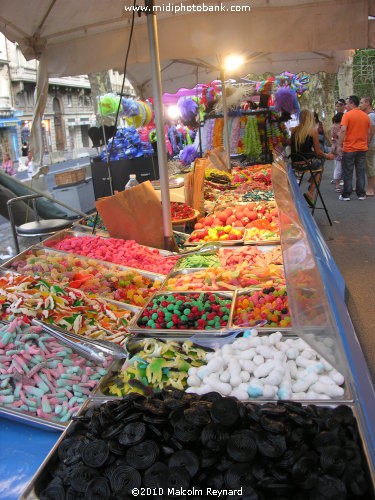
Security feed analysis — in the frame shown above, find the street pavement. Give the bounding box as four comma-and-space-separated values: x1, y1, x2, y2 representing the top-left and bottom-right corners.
0, 160, 374, 382
0, 156, 91, 226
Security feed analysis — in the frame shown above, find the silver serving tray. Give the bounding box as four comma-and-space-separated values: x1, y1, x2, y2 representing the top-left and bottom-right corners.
0, 320, 118, 431
92, 334, 352, 402
38, 229, 175, 275
162, 265, 285, 293
129, 290, 236, 337
228, 288, 291, 331
21, 399, 372, 500
2, 246, 166, 303
41, 229, 176, 257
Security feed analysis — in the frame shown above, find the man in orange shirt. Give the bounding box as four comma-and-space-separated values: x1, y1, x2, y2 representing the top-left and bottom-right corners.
338, 95, 370, 200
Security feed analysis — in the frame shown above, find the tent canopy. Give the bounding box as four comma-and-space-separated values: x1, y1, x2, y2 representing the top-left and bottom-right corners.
1, 0, 374, 95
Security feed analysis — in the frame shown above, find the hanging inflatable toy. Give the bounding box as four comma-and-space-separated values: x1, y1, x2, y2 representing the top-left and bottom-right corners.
98, 93, 121, 116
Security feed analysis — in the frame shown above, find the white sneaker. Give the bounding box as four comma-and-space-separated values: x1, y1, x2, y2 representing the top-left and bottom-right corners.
358, 196, 366, 200
339, 180, 344, 185
339, 195, 350, 201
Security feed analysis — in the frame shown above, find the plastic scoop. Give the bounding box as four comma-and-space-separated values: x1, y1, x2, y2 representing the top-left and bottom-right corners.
175, 242, 223, 259
32, 319, 128, 363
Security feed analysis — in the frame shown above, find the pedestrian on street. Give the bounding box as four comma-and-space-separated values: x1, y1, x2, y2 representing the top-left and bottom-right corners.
26, 151, 35, 179
335, 98, 346, 114
330, 112, 344, 192
338, 96, 370, 201
359, 96, 375, 196
1, 153, 16, 176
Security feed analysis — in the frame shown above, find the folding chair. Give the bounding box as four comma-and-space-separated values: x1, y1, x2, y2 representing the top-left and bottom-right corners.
291, 154, 332, 226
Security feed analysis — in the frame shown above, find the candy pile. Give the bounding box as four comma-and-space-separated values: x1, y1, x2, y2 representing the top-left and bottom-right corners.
195, 202, 279, 230
0, 320, 110, 423
163, 264, 285, 292
231, 165, 272, 187
174, 254, 221, 269
48, 236, 177, 275
187, 226, 244, 244
170, 202, 195, 221
233, 287, 291, 328
104, 339, 207, 397
187, 331, 345, 400
38, 393, 371, 498
77, 215, 108, 232
136, 292, 232, 331
0, 274, 131, 343
245, 224, 280, 243
242, 189, 275, 202
8, 250, 162, 307
218, 245, 283, 267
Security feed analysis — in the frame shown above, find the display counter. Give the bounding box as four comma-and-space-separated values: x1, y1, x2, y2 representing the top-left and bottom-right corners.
0, 159, 374, 498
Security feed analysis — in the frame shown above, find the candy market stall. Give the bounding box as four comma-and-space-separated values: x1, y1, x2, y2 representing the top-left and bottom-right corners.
0, 156, 375, 498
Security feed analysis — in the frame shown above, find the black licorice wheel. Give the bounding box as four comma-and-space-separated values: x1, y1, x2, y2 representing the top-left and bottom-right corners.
210, 398, 239, 426
84, 477, 111, 500
168, 450, 199, 478
69, 466, 100, 493
109, 464, 141, 494
39, 478, 65, 500
226, 430, 257, 462
81, 440, 110, 468
143, 461, 169, 488
165, 466, 191, 493
126, 440, 158, 470
119, 422, 146, 446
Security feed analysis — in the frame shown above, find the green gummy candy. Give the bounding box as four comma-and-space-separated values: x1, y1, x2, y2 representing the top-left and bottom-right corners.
166, 321, 174, 328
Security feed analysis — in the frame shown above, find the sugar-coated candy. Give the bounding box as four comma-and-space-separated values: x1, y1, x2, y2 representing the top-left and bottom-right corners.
187, 330, 345, 401
0, 319, 111, 423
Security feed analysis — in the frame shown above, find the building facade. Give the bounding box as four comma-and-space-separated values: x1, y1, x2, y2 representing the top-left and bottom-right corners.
0, 34, 136, 164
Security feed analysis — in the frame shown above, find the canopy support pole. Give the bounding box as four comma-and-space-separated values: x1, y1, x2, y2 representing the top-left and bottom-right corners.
220, 69, 231, 170
146, 0, 174, 251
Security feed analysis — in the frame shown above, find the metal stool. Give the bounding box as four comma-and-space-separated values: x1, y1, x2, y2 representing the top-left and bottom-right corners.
292, 155, 332, 226
7, 194, 73, 254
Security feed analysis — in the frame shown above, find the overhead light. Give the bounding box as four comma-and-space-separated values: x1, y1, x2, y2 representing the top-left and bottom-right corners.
224, 54, 245, 72
167, 105, 180, 120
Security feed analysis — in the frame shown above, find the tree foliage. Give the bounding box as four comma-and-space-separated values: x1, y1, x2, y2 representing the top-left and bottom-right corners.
352, 49, 375, 104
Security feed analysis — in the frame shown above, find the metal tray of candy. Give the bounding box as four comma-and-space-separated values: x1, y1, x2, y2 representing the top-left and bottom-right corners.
90, 335, 208, 400
2, 245, 167, 290
0, 264, 144, 318
90, 333, 352, 404
0, 320, 117, 432
38, 230, 175, 275
226, 288, 292, 333
161, 267, 285, 294
128, 290, 236, 338
184, 227, 246, 247
20, 397, 375, 500
40, 229, 176, 257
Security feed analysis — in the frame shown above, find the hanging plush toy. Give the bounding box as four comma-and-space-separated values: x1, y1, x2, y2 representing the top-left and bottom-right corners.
274, 87, 300, 117
180, 144, 198, 166
177, 97, 198, 123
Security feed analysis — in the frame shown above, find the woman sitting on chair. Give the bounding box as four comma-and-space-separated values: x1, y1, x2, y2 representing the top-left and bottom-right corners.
291, 110, 334, 207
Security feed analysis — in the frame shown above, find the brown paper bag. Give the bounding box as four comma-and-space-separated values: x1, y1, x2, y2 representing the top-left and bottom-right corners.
205, 146, 229, 172
95, 181, 165, 249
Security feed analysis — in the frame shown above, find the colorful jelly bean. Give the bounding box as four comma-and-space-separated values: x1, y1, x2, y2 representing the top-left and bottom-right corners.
233, 287, 291, 328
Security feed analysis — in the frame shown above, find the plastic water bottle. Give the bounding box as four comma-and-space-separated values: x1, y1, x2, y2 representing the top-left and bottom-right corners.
125, 174, 139, 190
